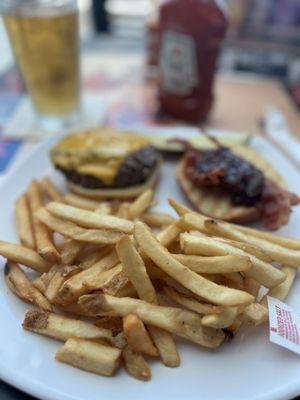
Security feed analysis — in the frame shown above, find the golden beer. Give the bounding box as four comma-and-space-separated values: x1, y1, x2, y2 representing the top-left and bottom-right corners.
4, 4, 80, 117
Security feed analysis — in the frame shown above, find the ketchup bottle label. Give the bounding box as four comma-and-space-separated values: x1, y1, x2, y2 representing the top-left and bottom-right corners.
160, 31, 199, 96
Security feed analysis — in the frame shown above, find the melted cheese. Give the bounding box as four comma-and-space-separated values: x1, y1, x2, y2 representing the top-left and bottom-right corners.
51, 128, 150, 185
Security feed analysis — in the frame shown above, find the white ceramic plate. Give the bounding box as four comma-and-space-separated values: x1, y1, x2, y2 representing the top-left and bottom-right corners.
1, 134, 300, 400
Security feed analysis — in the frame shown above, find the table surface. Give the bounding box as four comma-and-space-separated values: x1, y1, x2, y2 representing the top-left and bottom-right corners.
1, 49, 300, 400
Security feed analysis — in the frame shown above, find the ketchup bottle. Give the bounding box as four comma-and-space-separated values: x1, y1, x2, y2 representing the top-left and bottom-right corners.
157, 0, 228, 123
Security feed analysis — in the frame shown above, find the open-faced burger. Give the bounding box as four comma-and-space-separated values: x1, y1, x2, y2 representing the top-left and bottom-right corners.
177, 145, 300, 230
50, 128, 161, 199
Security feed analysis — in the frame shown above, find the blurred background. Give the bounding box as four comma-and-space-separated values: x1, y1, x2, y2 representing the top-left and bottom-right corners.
1, 0, 300, 106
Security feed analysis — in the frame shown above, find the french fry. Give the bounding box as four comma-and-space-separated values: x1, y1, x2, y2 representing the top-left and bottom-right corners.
135, 222, 254, 306
64, 193, 100, 211
173, 254, 251, 274
180, 233, 285, 288
40, 177, 64, 202
84, 264, 126, 295
28, 180, 60, 263
244, 277, 261, 298
141, 212, 175, 228
123, 314, 158, 356
205, 219, 300, 268
177, 212, 208, 233
23, 310, 113, 342
261, 266, 297, 307
45, 266, 81, 304
15, 194, 35, 249
59, 302, 94, 317
58, 250, 119, 303
214, 237, 273, 263
32, 276, 47, 293
55, 338, 121, 377
241, 303, 269, 325
122, 345, 152, 381
116, 203, 130, 219
116, 236, 157, 304
60, 239, 85, 265
37, 209, 124, 245
95, 316, 123, 336
163, 286, 222, 315
237, 225, 300, 250
201, 307, 239, 329
79, 294, 225, 348
157, 223, 181, 247
95, 203, 112, 215
168, 198, 193, 216
0, 241, 50, 273
78, 246, 111, 269
5, 262, 52, 311
46, 202, 134, 233
116, 235, 180, 367
128, 189, 153, 220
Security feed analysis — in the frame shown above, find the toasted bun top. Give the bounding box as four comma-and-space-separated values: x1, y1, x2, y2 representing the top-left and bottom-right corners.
50, 128, 151, 185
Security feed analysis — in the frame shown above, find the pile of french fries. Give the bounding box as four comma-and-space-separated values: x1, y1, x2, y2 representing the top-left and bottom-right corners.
1, 176, 299, 381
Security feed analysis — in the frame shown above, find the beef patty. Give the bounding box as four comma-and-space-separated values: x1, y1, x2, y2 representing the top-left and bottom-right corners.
56, 146, 160, 189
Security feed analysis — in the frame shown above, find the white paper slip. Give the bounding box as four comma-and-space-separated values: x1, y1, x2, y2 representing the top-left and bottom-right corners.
267, 296, 300, 355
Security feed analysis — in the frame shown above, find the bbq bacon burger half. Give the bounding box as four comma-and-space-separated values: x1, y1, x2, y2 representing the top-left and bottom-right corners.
177, 145, 300, 230
50, 129, 162, 199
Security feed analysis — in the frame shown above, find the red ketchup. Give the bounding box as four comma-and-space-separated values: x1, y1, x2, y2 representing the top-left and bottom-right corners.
157, 0, 228, 123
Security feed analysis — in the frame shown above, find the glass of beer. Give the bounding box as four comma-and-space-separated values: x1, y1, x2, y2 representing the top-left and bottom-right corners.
2, 0, 80, 130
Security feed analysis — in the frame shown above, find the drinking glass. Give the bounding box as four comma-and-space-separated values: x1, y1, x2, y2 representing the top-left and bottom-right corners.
1, 0, 81, 130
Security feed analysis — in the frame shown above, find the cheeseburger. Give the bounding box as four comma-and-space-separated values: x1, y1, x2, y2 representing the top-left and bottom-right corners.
50, 128, 161, 199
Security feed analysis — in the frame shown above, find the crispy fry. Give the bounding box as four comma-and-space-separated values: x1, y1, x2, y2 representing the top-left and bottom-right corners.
23, 310, 113, 342
95, 203, 112, 215
15, 194, 35, 249
47, 202, 134, 233
141, 212, 175, 228
0, 241, 50, 273
95, 316, 123, 336
123, 314, 158, 356
205, 219, 300, 267
122, 345, 151, 381
168, 198, 193, 216
244, 277, 261, 298
180, 233, 285, 288
177, 212, 208, 233
157, 223, 181, 247
32, 276, 47, 293
261, 266, 297, 307
78, 246, 111, 269
37, 209, 124, 245
128, 189, 153, 220
80, 294, 225, 348
40, 177, 63, 202
241, 303, 269, 325
45, 266, 81, 303
116, 202, 130, 219
237, 225, 300, 250
5, 262, 52, 311
201, 307, 239, 329
116, 235, 180, 366
55, 338, 121, 376
173, 254, 251, 274
58, 250, 119, 303
116, 236, 157, 304
28, 180, 60, 263
60, 239, 85, 265
163, 286, 222, 315
214, 237, 273, 263
84, 264, 125, 294
64, 193, 100, 211
135, 222, 254, 306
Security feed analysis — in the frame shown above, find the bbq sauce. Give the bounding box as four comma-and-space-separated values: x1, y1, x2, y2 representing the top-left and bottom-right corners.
157, 0, 228, 122
184, 148, 265, 206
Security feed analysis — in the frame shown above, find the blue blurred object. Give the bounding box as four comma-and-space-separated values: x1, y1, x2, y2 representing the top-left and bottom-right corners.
0, 138, 22, 172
